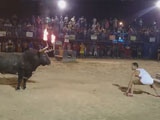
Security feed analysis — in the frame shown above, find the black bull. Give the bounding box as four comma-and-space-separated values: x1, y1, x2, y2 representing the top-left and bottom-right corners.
0, 49, 51, 90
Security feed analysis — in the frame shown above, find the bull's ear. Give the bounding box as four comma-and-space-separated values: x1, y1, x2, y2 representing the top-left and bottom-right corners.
39, 49, 45, 53
37, 51, 41, 57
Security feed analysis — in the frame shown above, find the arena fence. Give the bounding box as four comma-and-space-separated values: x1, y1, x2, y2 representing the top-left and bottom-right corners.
54, 50, 77, 62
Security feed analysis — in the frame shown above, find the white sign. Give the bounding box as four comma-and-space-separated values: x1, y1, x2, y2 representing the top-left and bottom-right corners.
149, 37, 156, 42
56, 41, 62, 45
69, 35, 76, 40
130, 36, 136, 41
26, 32, 33, 37
0, 31, 6, 37
91, 35, 97, 40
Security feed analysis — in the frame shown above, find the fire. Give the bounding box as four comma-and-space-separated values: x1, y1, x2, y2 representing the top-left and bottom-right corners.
51, 34, 56, 44
43, 29, 48, 41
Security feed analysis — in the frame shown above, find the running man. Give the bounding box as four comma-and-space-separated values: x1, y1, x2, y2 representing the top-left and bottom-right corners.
125, 62, 160, 97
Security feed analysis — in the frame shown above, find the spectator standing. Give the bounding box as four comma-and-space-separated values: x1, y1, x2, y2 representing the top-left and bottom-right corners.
59, 16, 64, 32
137, 47, 142, 59
93, 45, 98, 57
113, 18, 118, 29
29, 41, 34, 49
139, 18, 143, 28
131, 45, 137, 59
104, 19, 110, 29
16, 41, 22, 52
0, 42, 1, 52
80, 43, 85, 58
22, 41, 29, 52
7, 40, 14, 52
157, 46, 160, 61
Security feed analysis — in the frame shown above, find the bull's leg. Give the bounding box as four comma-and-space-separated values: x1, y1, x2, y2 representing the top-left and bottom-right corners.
16, 71, 24, 90
23, 73, 32, 90
23, 78, 28, 90
16, 76, 23, 90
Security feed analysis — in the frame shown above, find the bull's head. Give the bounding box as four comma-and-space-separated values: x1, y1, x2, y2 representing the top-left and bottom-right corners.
38, 45, 51, 66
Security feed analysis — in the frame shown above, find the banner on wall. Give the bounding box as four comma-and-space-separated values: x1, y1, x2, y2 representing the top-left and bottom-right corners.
149, 37, 156, 42
69, 35, 76, 40
26, 32, 33, 37
91, 35, 97, 40
0, 31, 6, 37
130, 35, 136, 41
55, 41, 62, 45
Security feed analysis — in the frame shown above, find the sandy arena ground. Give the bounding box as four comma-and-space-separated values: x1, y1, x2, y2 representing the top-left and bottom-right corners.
0, 59, 160, 120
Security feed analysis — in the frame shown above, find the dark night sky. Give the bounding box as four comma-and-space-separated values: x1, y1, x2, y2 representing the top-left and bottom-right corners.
0, 0, 159, 22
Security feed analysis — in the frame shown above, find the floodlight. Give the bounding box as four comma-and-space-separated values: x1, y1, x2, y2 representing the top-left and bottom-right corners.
156, 1, 160, 8
58, 0, 67, 10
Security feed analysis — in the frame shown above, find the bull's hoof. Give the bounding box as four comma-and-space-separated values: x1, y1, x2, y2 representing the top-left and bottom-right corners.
22, 87, 26, 90
16, 87, 20, 90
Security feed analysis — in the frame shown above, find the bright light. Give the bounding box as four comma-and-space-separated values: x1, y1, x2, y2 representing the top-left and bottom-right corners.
119, 22, 123, 26
58, 0, 67, 10
51, 34, 56, 44
156, 1, 160, 8
43, 29, 48, 41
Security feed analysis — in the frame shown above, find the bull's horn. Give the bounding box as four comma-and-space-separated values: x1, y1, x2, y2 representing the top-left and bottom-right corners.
39, 44, 49, 53
45, 49, 54, 53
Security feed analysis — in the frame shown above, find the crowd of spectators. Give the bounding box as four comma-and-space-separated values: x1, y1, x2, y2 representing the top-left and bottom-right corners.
0, 14, 159, 59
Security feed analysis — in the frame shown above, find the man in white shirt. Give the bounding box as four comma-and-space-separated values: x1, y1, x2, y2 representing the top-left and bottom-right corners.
125, 62, 159, 97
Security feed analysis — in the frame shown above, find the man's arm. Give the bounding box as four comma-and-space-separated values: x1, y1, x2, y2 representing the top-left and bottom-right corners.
134, 70, 140, 78
126, 70, 140, 94
129, 70, 140, 84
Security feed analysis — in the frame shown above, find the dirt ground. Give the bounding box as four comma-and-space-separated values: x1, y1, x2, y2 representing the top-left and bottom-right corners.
0, 59, 160, 120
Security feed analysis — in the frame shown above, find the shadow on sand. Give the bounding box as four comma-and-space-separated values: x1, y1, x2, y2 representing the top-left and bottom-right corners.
113, 84, 157, 97
0, 77, 36, 89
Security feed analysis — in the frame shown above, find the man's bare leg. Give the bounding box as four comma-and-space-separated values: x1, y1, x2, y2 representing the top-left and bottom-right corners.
130, 83, 134, 96
126, 80, 132, 94
125, 80, 134, 96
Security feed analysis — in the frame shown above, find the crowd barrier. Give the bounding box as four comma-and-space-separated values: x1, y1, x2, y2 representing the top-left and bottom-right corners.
55, 50, 76, 62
